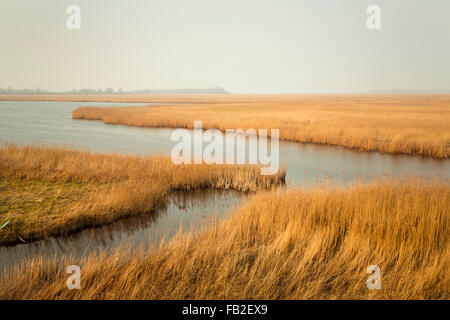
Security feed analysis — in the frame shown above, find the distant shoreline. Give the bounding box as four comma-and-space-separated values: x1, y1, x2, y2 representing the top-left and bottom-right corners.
0, 87, 230, 95
1, 93, 450, 104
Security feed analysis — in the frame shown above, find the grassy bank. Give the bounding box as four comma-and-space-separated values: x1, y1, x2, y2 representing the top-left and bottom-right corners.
0, 145, 285, 245
1, 178, 448, 299
69, 94, 450, 158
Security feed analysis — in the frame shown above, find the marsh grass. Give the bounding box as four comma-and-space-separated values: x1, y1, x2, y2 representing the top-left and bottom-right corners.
0, 177, 99, 244
70, 94, 450, 158
1, 178, 448, 299
0, 145, 285, 245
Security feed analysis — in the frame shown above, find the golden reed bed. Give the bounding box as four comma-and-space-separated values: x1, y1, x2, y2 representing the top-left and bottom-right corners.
1, 178, 448, 299
72, 94, 450, 158
3, 94, 449, 157
0, 145, 284, 245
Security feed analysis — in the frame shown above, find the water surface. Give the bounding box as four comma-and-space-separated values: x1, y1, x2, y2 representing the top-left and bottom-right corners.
0, 189, 245, 270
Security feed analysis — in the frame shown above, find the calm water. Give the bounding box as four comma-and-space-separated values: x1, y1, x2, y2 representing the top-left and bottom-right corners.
0, 100, 448, 267
0, 101, 448, 186
0, 189, 245, 269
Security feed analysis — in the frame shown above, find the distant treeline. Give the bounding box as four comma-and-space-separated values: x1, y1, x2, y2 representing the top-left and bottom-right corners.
0, 87, 230, 94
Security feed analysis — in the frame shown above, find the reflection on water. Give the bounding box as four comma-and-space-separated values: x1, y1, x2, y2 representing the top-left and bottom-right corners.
0, 189, 245, 270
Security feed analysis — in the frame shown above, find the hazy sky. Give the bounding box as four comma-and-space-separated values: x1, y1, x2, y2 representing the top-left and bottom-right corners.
1, 0, 449, 93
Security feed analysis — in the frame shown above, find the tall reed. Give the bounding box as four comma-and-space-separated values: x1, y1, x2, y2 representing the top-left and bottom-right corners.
1, 178, 448, 299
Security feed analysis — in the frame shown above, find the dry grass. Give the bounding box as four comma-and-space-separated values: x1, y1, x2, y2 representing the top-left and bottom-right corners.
0, 177, 99, 245
0, 145, 285, 245
63, 94, 450, 158
1, 178, 448, 299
